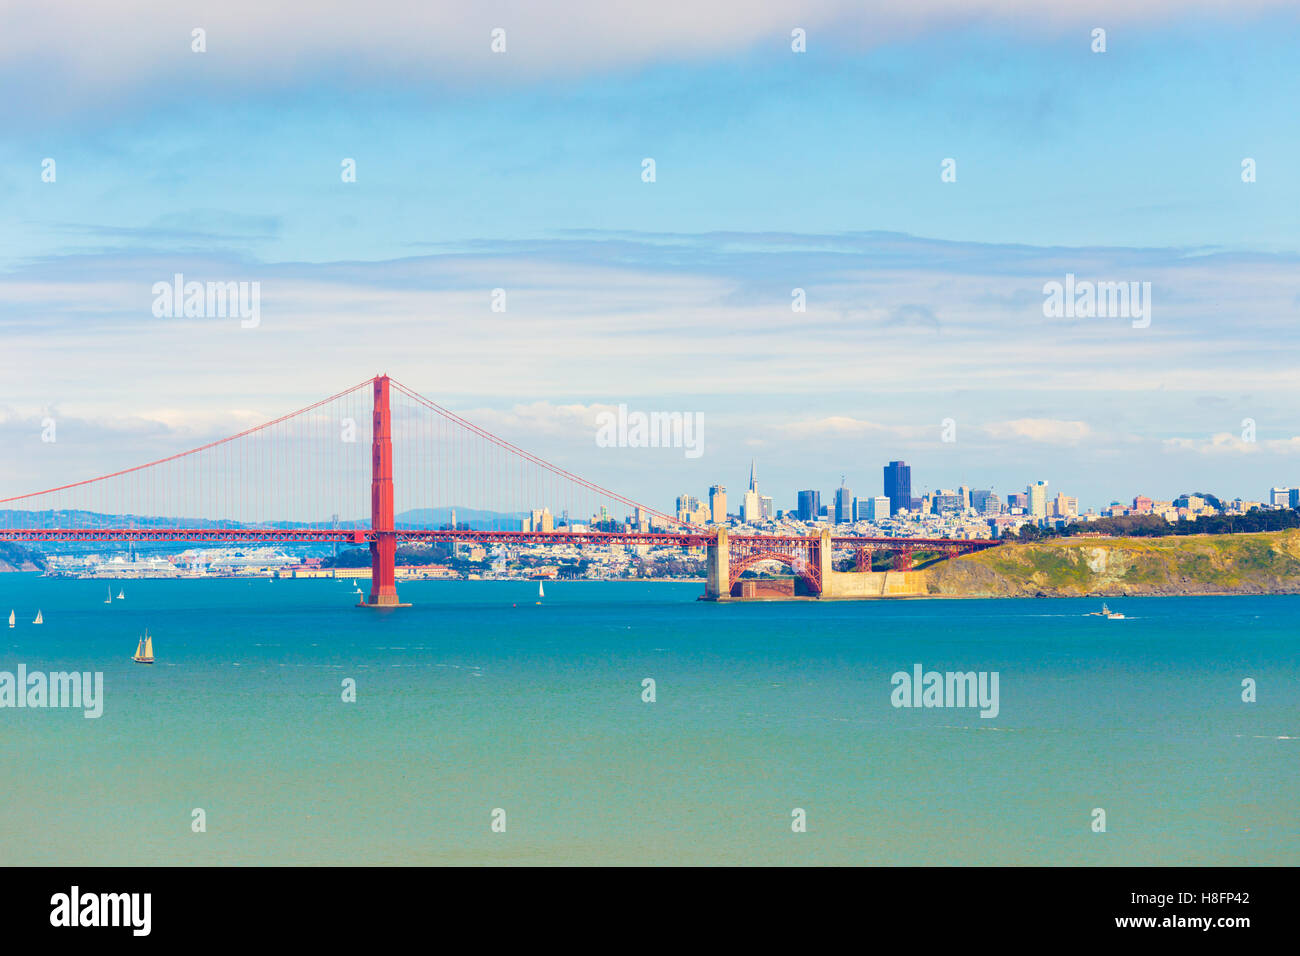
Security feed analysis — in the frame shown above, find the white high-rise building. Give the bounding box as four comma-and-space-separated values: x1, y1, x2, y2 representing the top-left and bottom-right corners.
1028, 480, 1049, 518
741, 460, 761, 523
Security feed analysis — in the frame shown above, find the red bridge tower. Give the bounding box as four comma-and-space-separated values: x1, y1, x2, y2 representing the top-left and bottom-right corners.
358, 374, 409, 608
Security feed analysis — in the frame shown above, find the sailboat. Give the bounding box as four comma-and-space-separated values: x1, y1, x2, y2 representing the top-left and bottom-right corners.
33, 610, 43, 625
105, 587, 113, 604
117, 589, 125, 600
132, 630, 154, 664
7, 610, 13, 628
536, 580, 544, 605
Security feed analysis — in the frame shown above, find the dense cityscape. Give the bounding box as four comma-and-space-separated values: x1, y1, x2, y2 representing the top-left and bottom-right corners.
22, 457, 1300, 583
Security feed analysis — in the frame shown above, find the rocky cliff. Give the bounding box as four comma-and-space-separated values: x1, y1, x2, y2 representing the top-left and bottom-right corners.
925, 530, 1300, 597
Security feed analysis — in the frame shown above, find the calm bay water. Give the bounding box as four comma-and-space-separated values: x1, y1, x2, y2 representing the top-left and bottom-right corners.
1, 575, 1297, 865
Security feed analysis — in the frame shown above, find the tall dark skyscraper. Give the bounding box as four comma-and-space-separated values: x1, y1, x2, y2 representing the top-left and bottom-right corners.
883, 460, 912, 515
796, 489, 820, 522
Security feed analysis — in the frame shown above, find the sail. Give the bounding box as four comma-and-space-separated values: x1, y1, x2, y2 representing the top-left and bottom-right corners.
135, 638, 144, 659
118, 590, 125, 600
144, 636, 153, 659
539, 581, 545, 598
33, 610, 42, 624
7, 610, 13, 627
106, 587, 113, 603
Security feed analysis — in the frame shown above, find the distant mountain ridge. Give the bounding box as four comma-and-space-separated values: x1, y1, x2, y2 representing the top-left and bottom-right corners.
0, 506, 525, 532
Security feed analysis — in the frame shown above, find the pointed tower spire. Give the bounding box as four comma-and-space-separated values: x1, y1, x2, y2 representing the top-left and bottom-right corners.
749, 459, 757, 492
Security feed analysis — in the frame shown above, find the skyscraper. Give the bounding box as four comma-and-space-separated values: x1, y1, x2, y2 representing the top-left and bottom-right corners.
1028, 480, 1049, 518
834, 480, 853, 524
797, 490, 820, 522
709, 484, 727, 524
741, 460, 761, 523
883, 461, 911, 515
932, 490, 963, 513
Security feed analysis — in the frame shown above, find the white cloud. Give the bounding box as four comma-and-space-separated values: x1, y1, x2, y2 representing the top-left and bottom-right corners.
457, 401, 611, 437
1264, 437, 1300, 454
983, 419, 1092, 444
778, 416, 898, 436
1161, 433, 1300, 456
1162, 433, 1260, 455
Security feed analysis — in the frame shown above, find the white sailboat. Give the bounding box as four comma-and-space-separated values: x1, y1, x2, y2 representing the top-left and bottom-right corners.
132, 630, 154, 664
7, 610, 13, 628
105, 587, 113, 604
536, 580, 544, 604
33, 610, 43, 625
117, 589, 125, 600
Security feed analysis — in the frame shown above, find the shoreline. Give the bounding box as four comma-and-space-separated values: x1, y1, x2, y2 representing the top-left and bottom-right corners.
8, 568, 1300, 598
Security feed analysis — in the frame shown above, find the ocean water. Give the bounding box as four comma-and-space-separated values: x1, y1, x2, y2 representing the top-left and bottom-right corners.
0, 575, 1296, 866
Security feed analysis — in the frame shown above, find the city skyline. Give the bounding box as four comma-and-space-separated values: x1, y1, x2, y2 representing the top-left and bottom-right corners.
679, 457, 1291, 526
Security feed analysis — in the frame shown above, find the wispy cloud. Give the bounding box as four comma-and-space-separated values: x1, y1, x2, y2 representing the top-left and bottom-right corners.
1164, 433, 1300, 455
4, 1, 1294, 107
984, 419, 1093, 444
3, 230, 1299, 507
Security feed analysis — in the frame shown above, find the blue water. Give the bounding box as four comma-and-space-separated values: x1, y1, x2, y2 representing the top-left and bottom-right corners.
0, 576, 1296, 865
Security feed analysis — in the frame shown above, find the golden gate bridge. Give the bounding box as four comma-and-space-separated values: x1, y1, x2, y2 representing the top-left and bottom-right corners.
0, 375, 999, 603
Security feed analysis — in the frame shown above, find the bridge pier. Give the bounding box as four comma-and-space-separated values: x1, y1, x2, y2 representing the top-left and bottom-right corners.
814, 527, 832, 593
359, 375, 410, 608
704, 526, 729, 599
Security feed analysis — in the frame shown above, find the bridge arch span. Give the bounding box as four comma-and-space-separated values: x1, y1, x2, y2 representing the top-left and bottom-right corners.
728, 550, 821, 594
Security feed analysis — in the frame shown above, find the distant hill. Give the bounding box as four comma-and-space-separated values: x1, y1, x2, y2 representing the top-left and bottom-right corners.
0, 542, 46, 572
927, 530, 1300, 597
395, 507, 527, 531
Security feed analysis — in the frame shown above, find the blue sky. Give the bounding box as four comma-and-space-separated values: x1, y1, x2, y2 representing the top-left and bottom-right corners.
2, 2, 1300, 513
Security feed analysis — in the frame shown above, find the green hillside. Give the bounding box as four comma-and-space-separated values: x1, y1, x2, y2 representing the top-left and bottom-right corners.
926, 530, 1300, 597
